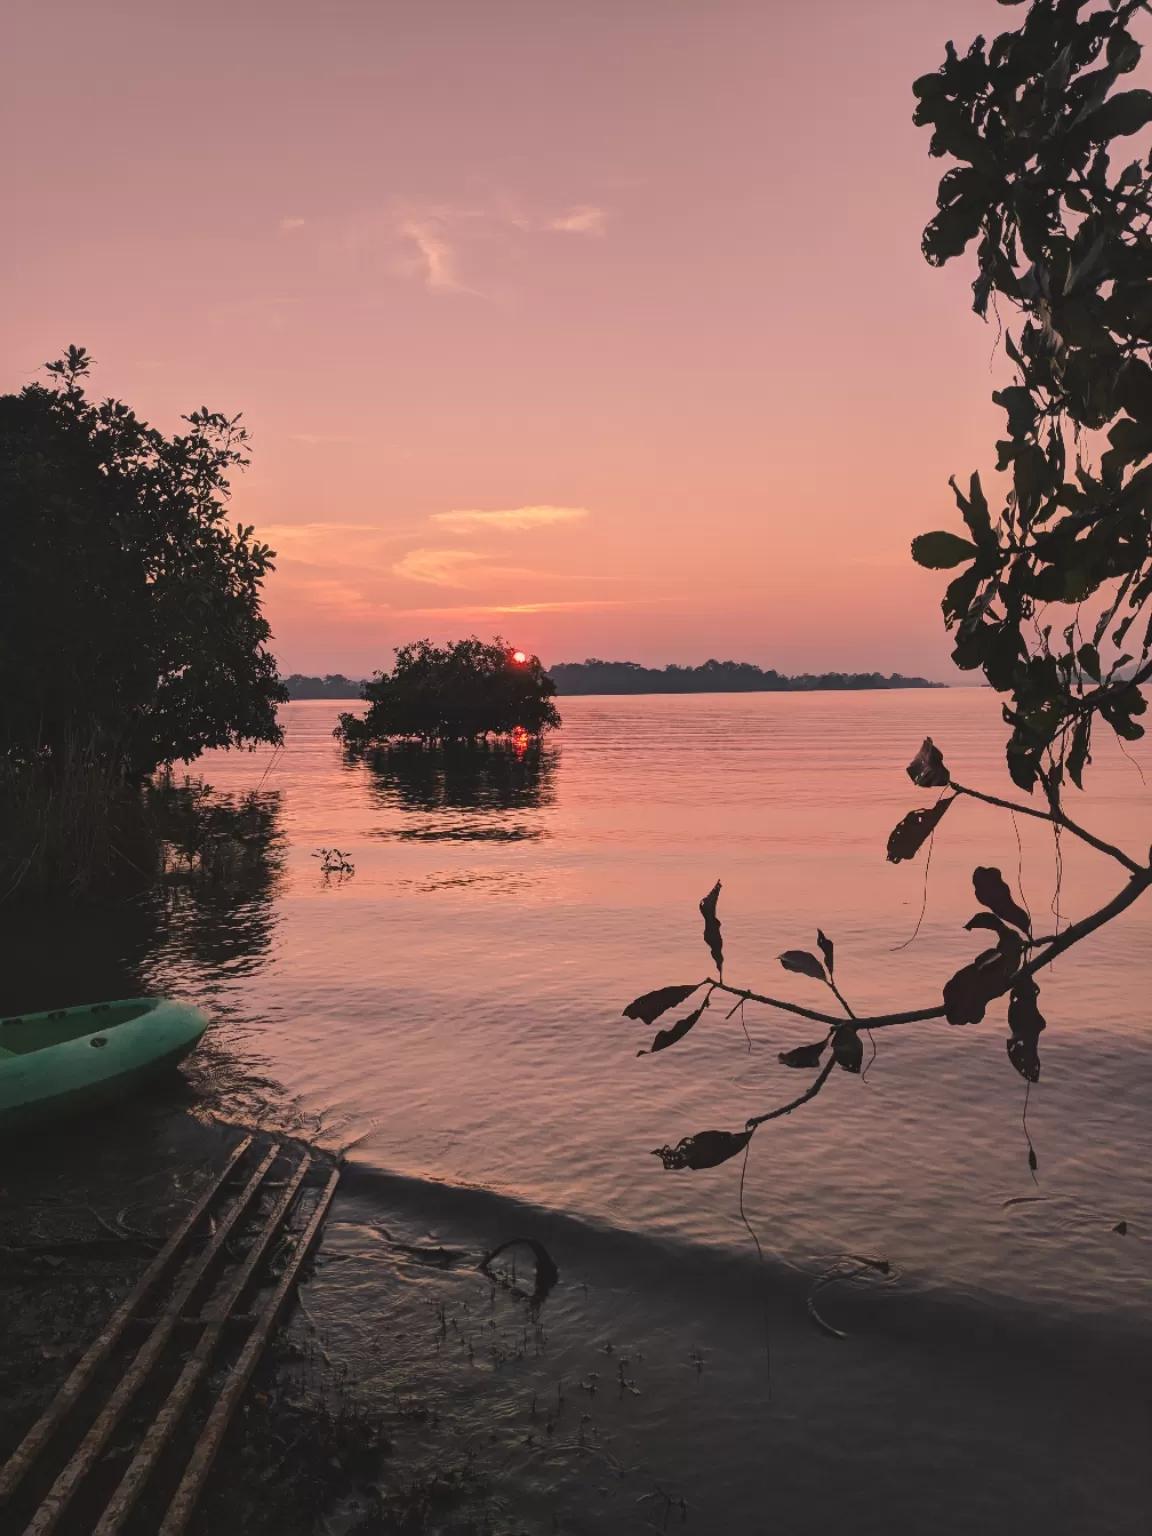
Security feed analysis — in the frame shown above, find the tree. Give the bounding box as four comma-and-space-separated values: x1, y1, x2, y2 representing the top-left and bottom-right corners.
622, 0, 1152, 1174
0, 348, 285, 780
335, 637, 561, 746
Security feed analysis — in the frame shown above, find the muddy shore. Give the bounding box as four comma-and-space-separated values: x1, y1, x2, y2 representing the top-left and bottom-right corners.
0, 1091, 397, 1536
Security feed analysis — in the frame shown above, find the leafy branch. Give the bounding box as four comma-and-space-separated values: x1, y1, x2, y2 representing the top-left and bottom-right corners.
622, 1, 1152, 1177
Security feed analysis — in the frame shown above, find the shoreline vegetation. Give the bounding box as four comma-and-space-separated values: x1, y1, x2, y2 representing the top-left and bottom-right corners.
287, 660, 944, 700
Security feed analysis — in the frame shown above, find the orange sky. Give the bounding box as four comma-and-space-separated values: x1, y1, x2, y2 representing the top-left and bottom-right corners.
5, 2, 1147, 678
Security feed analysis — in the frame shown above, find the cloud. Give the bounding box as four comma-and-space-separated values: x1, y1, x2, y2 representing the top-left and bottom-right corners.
431, 505, 589, 532
392, 548, 484, 587
548, 205, 607, 236
280, 216, 306, 232
401, 599, 626, 616
396, 215, 477, 295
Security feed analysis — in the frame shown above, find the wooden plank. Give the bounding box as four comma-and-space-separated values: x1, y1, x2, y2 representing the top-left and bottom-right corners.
157, 1166, 341, 1536
90, 1154, 313, 1536
22, 1143, 280, 1536
0, 1135, 252, 1505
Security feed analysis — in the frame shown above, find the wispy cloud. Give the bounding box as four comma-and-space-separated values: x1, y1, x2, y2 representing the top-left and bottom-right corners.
396, 215, 477, 295
401, 599, 625, 616
280, 216, 306, 233
548, 205, 606, 236
392, 548, 483, 587
431, 505, 589, 532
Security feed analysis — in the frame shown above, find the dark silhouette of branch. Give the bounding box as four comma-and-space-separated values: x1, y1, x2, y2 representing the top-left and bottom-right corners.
950, 782, 1144, 876
746, 1058, 837, 1130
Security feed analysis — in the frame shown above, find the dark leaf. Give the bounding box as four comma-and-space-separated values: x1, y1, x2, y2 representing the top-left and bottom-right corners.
973, 866, 1031, 934
1113, 1221, 1128, 1236
906, 736, 951, 787
1028, 1146, 1038, 1173
642, 1001, 708, 1055
1007, 1028, 1041, 1082
886, 795, 955, 863
911, 530, 980, 569
1067, 715, 1092, 790
943, 948, 1012, 1025
832, 1028, 863, 1074
652, 1128, 753, 1171
778, 1039, 828, 1069
623, 983, 701, 1025
1076, 643, 1101, 683
700, 881, 723, 977
1073, 89, 1152, 148
816, 929, 834, 975
778, 949, 827, 982
965, 913, 1026, 974
1007, 978, 1046, 1040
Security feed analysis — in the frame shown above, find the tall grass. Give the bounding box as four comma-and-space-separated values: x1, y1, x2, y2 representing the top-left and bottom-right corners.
0, 741, 279, 904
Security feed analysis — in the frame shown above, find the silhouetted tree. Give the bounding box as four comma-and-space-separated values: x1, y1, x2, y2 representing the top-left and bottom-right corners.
336, 637, 560, 745
0, 347, 285, 780
624, 0, 1152, 1174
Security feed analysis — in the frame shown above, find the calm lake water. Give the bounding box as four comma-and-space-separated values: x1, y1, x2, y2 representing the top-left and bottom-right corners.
16, 691, 1152, 1531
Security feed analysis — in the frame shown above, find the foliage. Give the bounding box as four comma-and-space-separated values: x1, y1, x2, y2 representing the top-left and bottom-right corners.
910, 0, 1152, 793
622, 0, 1152, 1181
549, 659, 941, 694
0, 347, 285, 782
283, 673, 364, 699
336, 637, 560, 745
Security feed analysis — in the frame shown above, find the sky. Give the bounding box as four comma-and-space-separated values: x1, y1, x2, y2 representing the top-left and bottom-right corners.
5, 1, 1147, 679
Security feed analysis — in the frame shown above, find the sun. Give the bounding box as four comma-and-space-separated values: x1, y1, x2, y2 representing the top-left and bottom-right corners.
512, 650, 527, 664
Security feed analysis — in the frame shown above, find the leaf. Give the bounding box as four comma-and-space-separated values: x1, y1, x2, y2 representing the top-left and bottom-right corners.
700, 881, 723, 977
831, 1028, 863, 1073
778, 950, 827, 982
642, 1001, 708, 1055
1007, 977, 1046, 1040
1073, 88, 1152, 148
1076, 643, 1101, 683
778, 1040, 828, 1069
652, 1128, 753, 1171
942, 948, 1012, 1025
816, 929, 834, 975
972, 866, 1031, 934
886, 795, 955, 863
1067, 715, 1092, 790
906, 736, 951, 787
911, 531, 980, 569
623, 984, 701, 1025
1007, 1032, 1040, 1081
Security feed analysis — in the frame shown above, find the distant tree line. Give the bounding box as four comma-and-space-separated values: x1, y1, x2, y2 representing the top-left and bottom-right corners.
283, 674, 364, 699
548, 659, 943, 695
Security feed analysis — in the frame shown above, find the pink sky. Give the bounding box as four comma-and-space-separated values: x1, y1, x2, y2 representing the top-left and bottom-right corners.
5, 2, 1145, 678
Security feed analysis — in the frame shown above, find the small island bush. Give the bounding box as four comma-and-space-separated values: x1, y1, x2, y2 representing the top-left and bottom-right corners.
335, 637, 560, 746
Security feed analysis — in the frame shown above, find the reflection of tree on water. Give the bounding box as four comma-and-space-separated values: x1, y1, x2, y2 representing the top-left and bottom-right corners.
146, 780, 285, 976
1, 783, 285, 1015
355, 740, 557, 837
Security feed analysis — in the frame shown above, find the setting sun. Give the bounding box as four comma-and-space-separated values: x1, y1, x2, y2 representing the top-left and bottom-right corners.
512, 650, 526, 664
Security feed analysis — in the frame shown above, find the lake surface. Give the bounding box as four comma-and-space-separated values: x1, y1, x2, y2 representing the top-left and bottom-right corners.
15, 691, 1152, 1531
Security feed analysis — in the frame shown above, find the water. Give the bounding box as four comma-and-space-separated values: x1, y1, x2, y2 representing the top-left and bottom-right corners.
13, 692, 1152, 1530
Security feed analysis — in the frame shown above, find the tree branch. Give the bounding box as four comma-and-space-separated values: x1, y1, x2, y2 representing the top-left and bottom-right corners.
746, 1056, 837, 1131
709, 868, 1152, 1034
949, 780, 1145, 875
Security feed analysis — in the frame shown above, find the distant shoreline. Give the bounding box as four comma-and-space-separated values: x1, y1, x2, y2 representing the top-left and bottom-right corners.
283, 662, 945, 701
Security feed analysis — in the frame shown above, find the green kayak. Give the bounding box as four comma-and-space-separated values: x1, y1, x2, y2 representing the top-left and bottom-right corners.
0, 998, 208, 1131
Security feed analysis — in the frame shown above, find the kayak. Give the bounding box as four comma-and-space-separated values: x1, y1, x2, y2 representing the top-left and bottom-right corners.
0, 998, 209, 1131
